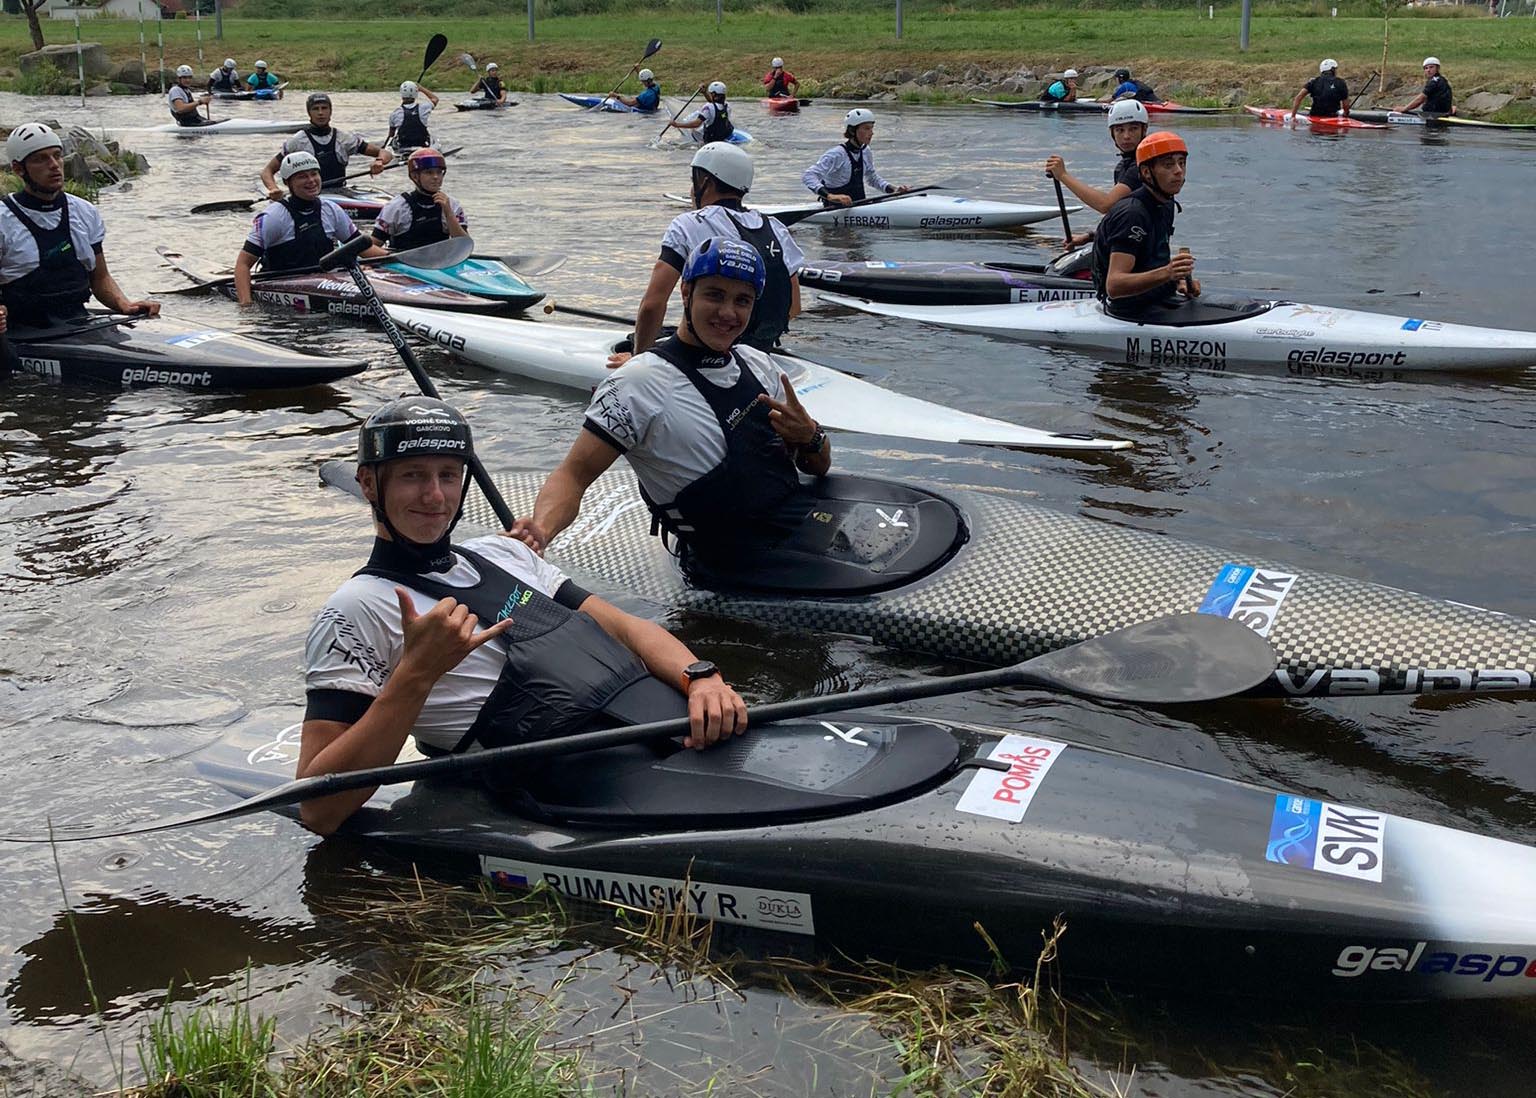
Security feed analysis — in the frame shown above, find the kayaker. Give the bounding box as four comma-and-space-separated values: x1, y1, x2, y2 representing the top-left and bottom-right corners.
763, 58, 798, 99
612, 68, 661, 112
1109, 68, 1162, 104
167, 65, 215, 128
1045, 99, 1148, 247
1400, 57, 1455, 115
515, 239, 830, 576
1291, 59, 1351, 120
207, 59, 241, 94
296, 396, 748, 835
371, 148, 468, 251
1091, 131, 1199, 318
0, 123, 160, 330
802, 108, 910, 207
620, 142, 802, 361
1041, 69, 1079, 103
247, 60, 282, 96
234, 151, 387, 304
387, 80, 439, 152
258, 93, 392, 199
470, 62, 507, 106
668, 82, 734, 144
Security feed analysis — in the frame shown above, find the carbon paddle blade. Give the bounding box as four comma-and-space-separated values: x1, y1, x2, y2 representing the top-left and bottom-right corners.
190, 198, 262, 214
1015, 614, 1274, 703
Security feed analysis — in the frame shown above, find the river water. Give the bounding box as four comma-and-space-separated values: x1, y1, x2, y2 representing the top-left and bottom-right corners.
3, 90, 1535, 1096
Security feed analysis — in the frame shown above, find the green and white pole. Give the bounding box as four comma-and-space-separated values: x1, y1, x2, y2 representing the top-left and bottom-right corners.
75, 15, 86, 107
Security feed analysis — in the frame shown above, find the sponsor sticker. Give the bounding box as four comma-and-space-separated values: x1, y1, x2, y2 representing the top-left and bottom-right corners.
1197, 563, 1297, 637
246, 722, 303, 766
480, 857, 815, 934
1266, 794, 1386, 883
955, 734, 1067, 822
165, 329, 233, 348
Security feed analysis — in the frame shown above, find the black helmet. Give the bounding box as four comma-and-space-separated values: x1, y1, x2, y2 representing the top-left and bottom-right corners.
358, 397, 473, 466
1115, 68, 1131, 82
306, 91, 332, 110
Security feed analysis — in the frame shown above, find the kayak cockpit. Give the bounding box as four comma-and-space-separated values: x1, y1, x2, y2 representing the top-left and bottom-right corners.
1109, 293, 1274, 327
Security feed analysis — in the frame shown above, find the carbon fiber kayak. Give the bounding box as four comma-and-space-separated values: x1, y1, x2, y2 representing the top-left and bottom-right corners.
970, 98, 1108, 114
198, 712, 1536, 999
319, 460, 1536, 697
799, 259, 1095, 306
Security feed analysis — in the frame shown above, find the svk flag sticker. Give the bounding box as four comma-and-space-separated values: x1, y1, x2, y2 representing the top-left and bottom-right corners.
1197, 563, 1298, 637
1266, 794, 1386, 883
956, 734, 1066, 822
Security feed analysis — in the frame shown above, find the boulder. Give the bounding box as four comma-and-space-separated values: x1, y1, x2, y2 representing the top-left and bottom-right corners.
19, 43, 111, 79
1462, 90, 1514, 115
111, 59, 148, 87
85, 83, 113, 98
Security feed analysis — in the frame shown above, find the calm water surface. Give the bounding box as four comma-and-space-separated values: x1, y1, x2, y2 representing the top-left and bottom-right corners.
2, 89, 1535, 1096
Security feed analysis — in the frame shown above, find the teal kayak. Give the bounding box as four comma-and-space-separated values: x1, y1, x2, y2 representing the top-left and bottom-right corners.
379, 255, 545, 311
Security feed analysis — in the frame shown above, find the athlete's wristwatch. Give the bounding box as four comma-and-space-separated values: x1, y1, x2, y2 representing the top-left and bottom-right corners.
683, 660, 720, 687
798, 426, 827, 455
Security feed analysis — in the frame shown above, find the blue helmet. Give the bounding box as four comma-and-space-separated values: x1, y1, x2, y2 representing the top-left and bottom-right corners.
681, 238, 766, 295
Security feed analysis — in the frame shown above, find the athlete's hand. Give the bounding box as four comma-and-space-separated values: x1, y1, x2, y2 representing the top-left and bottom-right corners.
266, 185, 284, 201
1167, 252, 1196, 284
394, 587, 513, 681
684, 675, 747, 749
431, 190, 453, 213
505, 517, 549, 555
123, 300, 161, 318
1044, 154, 1067, 180
369, 157, 388, 176
894, 185, 910, 194
759, 374, 817, 447
1066, 231, 1093, 249
1181, 275, 1202, 299
825, 193, 853, 207
605, 350, 633, 369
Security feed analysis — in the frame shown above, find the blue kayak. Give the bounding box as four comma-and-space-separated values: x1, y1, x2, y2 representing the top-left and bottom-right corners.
558, 92, 652, 114
379, 256, 545, 312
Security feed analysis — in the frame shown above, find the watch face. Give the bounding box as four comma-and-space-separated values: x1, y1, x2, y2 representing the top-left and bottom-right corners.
685, 660, 718, 680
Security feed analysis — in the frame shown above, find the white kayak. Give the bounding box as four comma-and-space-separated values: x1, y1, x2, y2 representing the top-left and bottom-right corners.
146, 118, 309, 136
820, 292, 1536, 375
385, 306, 1132, 452
662, 192, 1074, 230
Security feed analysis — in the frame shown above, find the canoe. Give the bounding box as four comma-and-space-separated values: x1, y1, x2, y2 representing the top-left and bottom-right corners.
199, 711, 1536, 1000
384, 306, 1132, 453
798, 259, 1095, 306
764, 96, 800, 113
1244, 106, 1387, 130
970, 98, 1109, 114
661, 192, 1074, 230
8, 312, 365, 390
379, 256, 545, 311
819, 290, 1536, 374
148, 117, 309, 136
557, 93, 653, 114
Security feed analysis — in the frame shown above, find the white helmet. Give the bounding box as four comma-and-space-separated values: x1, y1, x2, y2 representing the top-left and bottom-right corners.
771, 57, 784, 69
1423, 56, 1441, 68
400, 80, 418, 99
1062, 68, 1079, 79
486, 62, 499, 72
690, 141, 753, 193
175, 64, 194, 78
844, 107, 876, 129
222, 58, 236, 70
278, 150, 322, 181
638, 68, 654, 82
1107, 99, 1149, 128
1320, 58, 1339, 72
707, 80, 727, 96
6, 122, 63, 166
255, 60, 268, 69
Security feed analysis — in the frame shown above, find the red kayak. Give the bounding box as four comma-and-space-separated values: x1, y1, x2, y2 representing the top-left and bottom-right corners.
764, 96, 801, 113
1244, 106, 1387, 130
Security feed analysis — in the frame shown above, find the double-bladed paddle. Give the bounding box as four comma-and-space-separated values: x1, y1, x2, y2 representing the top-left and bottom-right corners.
1, 613, 1274, 843
658, 86, 701, 140
190, 147, 466, 215
417, 33, 449, 84
590, 38, 661, 112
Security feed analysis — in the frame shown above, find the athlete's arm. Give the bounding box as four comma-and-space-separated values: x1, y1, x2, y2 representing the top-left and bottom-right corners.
89, 252, 160, 317
630, 259, 681, 358
259, 151, 284, 200
1104, 249, 1193, 300
420, 86, 439, 107
1290, 90, 1307, 118
516, 430, 623, 551
1044, 156, 1124, 215
788, 274, 801, 322
233, 249, 259, 305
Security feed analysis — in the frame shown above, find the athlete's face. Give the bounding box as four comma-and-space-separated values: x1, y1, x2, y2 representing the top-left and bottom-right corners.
1143, 152, 1186, 195
307, 101, 333, 128
410, 166, 446, 194
286, 168, 322, 200
852, 122, 875, 147
1110, 122, 1145, 154
18, 147, 66, 194
364, 457, 465, 543
682, 275, 756, 352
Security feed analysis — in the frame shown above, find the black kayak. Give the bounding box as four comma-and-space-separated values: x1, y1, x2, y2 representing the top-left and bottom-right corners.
970, 98, 1108, 114
8, 312, 365, 390
799, 258, 1096, 306
201, 710, 1536, 1000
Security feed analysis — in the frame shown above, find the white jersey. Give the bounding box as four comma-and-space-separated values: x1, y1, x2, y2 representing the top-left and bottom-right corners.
304, 535, 574, 752
657, 204, 804, 276
277, 128, 369, 168
0, 193, 104, 283
802, 143, 894, 198
243, 197, 357, 253
582, 343, 787, 506
166, 84, 200, 114
374, 192, 467, 242
388, 102, 435, 130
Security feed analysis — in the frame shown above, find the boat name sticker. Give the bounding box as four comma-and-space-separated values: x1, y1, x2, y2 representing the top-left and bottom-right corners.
1125, 335, 1227, 367
1332, 941, 1536, 986
1266, 795, 1385, 883
480, 857, 815, 935
955, 734, 1067, 822
164, 329, 233, 348
1197, 564, 1298, 637
1400, 319, 1443, 332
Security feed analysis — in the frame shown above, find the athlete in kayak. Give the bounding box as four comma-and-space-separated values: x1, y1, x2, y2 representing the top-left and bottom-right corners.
371, 148, 467, 251
1091, 131, 1199, 318
1109, 68, 1161, 104
612, 68, 661, 112
247, 60, 282, 96
1291, 59, 1351, 120
387, 81, 439, 152
763, 58, 799, 99
1041, 69, 1079, 103
470, 62, 508, 106
668, 82, 734, 143
515, 240, 830, 576
207, 58, 242, 93
1045, 99, 1148, 248
802, 109, 910, 207
235, 151, 387, 304
0, 123, 160, 330
618, 143, 802, 363
1399, 57, 1455, 115
167, 65, 215, 127
258, 93, 392, 199
297, 397, 748, 835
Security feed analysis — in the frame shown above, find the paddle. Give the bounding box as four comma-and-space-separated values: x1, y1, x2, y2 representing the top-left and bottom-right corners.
156, 236, 473, 295
1051, 176, 1073, 247
774, 183, 947, 227
4, 613, 1274, 843
417, 33, 449, 83
190, 148, 465, 214
659, 86, 701, 140
590, 38, 661, 111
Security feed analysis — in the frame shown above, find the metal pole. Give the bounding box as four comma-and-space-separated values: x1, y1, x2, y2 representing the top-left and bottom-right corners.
138, 0, 147, 86
75, 15, 86, 107
528, 0, 535, 41
896, 0, 903, 39
1240, 0, 1251, 50
157, 16, 164, 94
215, 0, 223, 40
196, 9, 203, 67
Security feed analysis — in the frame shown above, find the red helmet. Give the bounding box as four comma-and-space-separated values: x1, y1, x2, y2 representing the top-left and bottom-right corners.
407, 147, 447, 172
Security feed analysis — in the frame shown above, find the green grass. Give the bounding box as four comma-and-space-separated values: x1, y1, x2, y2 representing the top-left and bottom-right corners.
137, 979, 279, 1097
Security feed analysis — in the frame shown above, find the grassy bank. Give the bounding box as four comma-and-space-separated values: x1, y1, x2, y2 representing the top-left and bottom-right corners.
1, 5, 1532, 110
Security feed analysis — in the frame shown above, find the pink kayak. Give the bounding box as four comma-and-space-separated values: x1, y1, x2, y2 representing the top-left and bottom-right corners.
1244, 106, 1387, 130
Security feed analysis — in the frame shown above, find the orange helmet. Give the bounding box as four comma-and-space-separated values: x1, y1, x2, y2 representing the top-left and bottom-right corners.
1135, 131, 1188, 166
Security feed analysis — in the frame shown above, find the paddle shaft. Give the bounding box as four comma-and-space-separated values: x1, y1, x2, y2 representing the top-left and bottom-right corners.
660, 89, 700, 137
1052, 177, 1072, 243
324, 237, 517, 531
